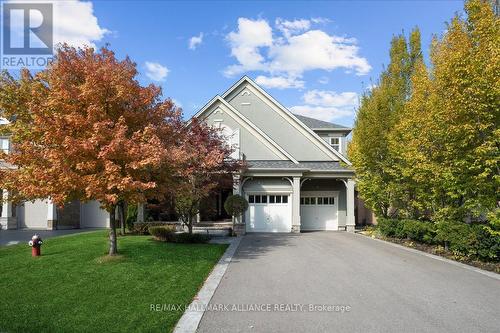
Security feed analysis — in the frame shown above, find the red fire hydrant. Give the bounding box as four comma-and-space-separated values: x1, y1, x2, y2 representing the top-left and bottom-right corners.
29, 234, 43, 257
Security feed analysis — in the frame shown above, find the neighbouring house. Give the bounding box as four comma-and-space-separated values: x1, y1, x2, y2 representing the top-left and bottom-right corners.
193, 76, 368, 234
0, 119, 135, 230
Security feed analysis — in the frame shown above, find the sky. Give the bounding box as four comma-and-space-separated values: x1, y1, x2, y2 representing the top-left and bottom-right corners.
3, 0, 466, 127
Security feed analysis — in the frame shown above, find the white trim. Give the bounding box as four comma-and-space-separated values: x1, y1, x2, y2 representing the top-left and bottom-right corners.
222, 76, 352, 165
193, 96, 299, 164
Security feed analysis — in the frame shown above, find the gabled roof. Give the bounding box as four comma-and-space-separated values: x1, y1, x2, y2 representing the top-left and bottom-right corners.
293, 114, 351, 131
221, 76, 352, 165
192, 95, 299, 164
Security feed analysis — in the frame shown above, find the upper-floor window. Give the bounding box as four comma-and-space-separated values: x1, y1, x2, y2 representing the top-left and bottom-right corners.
329, 137, 340, 151
0, 137, 9, 154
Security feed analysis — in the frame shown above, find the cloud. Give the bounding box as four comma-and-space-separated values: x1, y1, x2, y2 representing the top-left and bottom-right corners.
303, 90, 358, 107
255, 75, 304, 89
224, 18, 273, 76
188, 33, 203, 50
318, 76, 329, 84
224, 17, 371, 88
6, 0, 109, 48
144, 62, 169, 82
290, 90, 359, 121
275, 18, 310, 37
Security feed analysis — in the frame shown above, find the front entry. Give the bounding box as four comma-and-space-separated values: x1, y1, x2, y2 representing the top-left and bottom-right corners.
246, 193, 292, 232
300, 191, 339, 231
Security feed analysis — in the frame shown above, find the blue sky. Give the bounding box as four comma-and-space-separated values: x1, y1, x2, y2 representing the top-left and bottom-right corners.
6, 0, 466, 126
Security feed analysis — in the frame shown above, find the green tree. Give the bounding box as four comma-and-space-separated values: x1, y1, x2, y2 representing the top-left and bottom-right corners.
391, 0, 499, 221
349, 29, 422, 218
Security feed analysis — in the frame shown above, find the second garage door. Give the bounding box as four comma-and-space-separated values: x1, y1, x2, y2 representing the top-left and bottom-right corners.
246, 194, 292, 232
300, 191, 338, 231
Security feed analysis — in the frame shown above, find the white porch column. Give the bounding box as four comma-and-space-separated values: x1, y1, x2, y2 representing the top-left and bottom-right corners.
137, 203, 145, 223
47, 199, 57, 230
291, 176, 301, 233
232, 174, 241, 195
0, 190, 17, 229
232, 174, 245, 235
346, 179, 356, 232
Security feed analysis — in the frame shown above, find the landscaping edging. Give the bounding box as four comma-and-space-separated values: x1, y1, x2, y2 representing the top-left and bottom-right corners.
173, 236, 242, 333
355, 232, 500, 280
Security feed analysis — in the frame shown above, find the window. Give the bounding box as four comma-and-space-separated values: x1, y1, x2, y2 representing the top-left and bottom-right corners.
282, 195, 288, 204
0, 138, 9, 154
270, 195, 275, 203
329, 137, 340, 151
301, 196, 335, 205
249, 195, 269, 204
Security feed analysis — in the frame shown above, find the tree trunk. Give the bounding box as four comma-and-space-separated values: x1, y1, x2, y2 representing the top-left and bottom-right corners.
187, 215, 193, 234
109, 205, 118, 256
119, 201, 125, 235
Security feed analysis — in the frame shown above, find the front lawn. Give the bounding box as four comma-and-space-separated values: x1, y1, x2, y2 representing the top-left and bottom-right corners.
0, 231, 228, 333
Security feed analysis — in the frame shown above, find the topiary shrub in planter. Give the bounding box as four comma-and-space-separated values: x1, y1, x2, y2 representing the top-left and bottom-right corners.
224, 194, 249, 235
149, 226, 176, 242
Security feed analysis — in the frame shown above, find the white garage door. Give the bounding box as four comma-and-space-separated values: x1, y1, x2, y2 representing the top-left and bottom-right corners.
246, 194, 292, 232
18, 200, 49, 229
300, 191, 338, 231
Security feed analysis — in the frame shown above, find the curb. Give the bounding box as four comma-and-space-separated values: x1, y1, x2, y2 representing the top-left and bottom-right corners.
173, 236, 242, 333
354, 232, 500, 281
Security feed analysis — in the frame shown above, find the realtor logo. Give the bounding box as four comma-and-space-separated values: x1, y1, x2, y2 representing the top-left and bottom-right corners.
1, 2, 53, 68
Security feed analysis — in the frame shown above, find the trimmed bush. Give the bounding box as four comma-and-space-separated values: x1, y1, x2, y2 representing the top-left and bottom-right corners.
132, 222, 178, 235
377, 218, 500, 262
378, 218, 435, 243
434, 221, 476, 255
174, 233, 210, 244
149, 226, 176, 241
472, 225, 500, 261
224, 194, 249, 218
401, 219, 436, 244
377, 218, 402, 237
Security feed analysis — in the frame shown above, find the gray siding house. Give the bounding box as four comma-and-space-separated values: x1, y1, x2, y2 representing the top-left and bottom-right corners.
194, 76, 356, 233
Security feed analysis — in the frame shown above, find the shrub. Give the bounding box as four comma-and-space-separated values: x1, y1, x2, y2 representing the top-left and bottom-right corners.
126, 204, 138, 231
224, 194, 249, 218
401, 220, 436, 244
132, 222, 178, 235
377, 218, 402, 237
174, 233, 210, 244
149, 226, 176, 241
378, 218, 500, 262
434, 221, 476, 255
473, 225, 500, 262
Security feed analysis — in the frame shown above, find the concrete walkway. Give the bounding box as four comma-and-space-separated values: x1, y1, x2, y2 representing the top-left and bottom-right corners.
0, 229, 103, 246
197, 232, 500, 333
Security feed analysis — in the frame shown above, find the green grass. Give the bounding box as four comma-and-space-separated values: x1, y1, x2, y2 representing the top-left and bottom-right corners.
0, 231, 228, 333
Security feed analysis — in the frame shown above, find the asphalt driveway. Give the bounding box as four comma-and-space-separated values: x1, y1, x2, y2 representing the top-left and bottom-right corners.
197, 232, 500, 333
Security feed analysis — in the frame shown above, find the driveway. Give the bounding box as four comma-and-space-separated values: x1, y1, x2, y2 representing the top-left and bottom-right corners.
0, 229, 103, 246
198, 232, 500, 333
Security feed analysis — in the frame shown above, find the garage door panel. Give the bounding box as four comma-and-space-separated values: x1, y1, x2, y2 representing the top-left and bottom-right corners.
300, 192, 338, 231
246, 194, 291, 233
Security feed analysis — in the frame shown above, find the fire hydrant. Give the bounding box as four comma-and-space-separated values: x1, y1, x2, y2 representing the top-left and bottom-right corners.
29, 234, 43, 257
